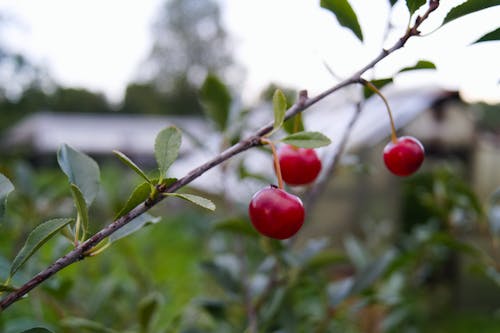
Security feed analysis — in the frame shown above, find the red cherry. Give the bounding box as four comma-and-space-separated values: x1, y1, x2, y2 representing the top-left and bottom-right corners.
383, 136, 425, 176
248, 185, 305, 240
278, 144, 322, 186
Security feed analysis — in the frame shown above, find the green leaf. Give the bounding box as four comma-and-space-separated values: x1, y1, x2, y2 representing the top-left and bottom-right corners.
20, 329, 55, 333
110, 213, 161, 243
115, 182, 151, 219
280, 131, 332, 148
201, 261, 241, 294
443, 0, 499, 26
283, 113, 305, 134
0, 283, 17, 292
61, 317, 118, 333
320, 0, 364, 42
10, 218, 73, 278
70, 184, 89, 238
398, 60, 437, 73
57, 144, 100, 206
154, 126, 182, 181
327, 278, 354, 307
200, 74, 232, 131
272, 89, 287, 132
138, 292, 163, 333
164, 193, 216, 211
303, 250, 346, 272
350, 250, 396, 294
212, 218, 258, 237
0, 173, 14, 221
472, 27, 500, 44
405, 0, 426, 15
363, 78, 393, 98
113, 150, 152, 184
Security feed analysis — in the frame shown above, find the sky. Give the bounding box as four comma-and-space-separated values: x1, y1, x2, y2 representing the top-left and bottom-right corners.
0, 0, 498, 104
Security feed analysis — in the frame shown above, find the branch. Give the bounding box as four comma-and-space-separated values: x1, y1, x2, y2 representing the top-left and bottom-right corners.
0, 1, 439, 311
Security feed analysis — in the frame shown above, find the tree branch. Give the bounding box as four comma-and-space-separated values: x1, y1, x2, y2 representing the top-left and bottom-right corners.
0, 1, 439, 311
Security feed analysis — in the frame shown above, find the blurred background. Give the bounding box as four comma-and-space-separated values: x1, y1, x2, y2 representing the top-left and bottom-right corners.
0, 0, 499, 332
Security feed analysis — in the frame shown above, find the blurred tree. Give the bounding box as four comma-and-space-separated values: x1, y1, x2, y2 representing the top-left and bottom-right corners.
49, 87, 110, 114
121, 0, 240, 115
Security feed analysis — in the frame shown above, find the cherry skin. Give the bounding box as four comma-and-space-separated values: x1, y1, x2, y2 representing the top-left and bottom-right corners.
248, 185, 305, 240
383, 136, 425, 176
278, 144, 322, 186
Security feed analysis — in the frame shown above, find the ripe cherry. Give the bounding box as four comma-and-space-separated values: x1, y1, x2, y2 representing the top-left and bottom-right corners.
383, 136, 425, 176
278, 144, 322, 186
248, 185, 305, 240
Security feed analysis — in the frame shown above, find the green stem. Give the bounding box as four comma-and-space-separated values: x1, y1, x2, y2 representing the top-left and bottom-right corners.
362, 80, 398, 144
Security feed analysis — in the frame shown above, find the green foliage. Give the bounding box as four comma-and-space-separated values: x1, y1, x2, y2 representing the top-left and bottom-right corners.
399, 60, 437, 73
0, 173, 14, 221
10, 218, 73, 278
272, 89, 287, 134
113, 150, 153, 185
363, 78, 393, 98
154, 126, 182, 182
472, 27, 500, 44
443, 0, 500, 26
200, 74, 232, 131
138, 292, 163, 333
115, 182, 152, 219
320, 0, 364, 41
280, 131, 332, 148
19, 329, 54, 333
70, 184, 89, 239
164, 193, 216, 211
405, 0, 426, 15
57, 144, 100, 206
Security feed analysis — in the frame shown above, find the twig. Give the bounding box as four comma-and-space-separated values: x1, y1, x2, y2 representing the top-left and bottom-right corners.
0, 1, 439, 312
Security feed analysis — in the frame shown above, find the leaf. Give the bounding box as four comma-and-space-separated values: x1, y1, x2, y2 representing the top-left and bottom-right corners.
115, 182, 151, 219
405, 0, 426, 15
283, 113, 305, 134
272, 89, 287, 132
110, 213, 161, 243
61, 317, 118, 333
113, 150, 152, 184
10, 218, 73, 278
201, 261, 241, 294
154, 126, 182, 181
0, 173, 14, 221
197, 298, 227, 320
20, 329, 55, 333
57, 144, 100, 206
212, 218, 258, 237
70, 184, 89, 238
200, 74, 232, 131
303, 250, 346, 272
350, 250, 396, 294
0, 283, 17, 292
164, 193, 216, 211
280, 131, 331, 148
443, 0, 499, 26
327, 278, 354, 307
363, 78, 393, 98
398, 60, 437, 73
138, 292, 163, 333
472, 27, 500, 44
320, 0, 364, 42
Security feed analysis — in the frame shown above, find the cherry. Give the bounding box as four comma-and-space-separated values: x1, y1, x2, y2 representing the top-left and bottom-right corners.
278, 144, 322, 186
248, 185, 305, 240
383, 136, 425, 176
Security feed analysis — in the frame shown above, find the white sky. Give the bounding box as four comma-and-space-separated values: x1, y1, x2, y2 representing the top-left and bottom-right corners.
0, 0, 498, 104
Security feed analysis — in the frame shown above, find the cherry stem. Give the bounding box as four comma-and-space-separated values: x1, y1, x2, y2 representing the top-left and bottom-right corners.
362, 80, 398, 144
261, 138, 284, 190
